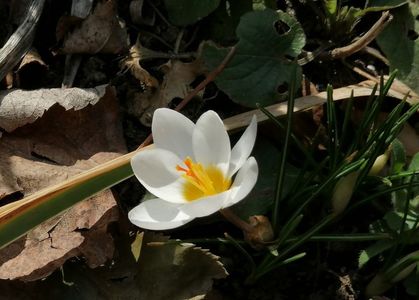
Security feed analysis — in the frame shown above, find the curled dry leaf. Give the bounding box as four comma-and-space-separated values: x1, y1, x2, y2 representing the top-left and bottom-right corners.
129, 0, 155, 26
0, 85, 107, 132
122, 40, 159, 88
129, 58, 206, 126
59, 0, 128, 54
16, 48, 47, 89
0, 87, 126, 281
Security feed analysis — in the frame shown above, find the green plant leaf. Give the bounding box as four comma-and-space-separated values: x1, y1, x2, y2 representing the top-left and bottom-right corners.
203, 9, 305, 107
391, 139, 406, 174
358, 240, 395, 268
232, 136, 299, 219
383, 210, 419, 231
366, 0, 407, 10
253, 0, 276, 11
323, 0, 337, 17
205, 0, 252, 43
376, 3, 419, 93
408, 153, 419, 172
163, 0, 221, 26
403, 271, 419, 296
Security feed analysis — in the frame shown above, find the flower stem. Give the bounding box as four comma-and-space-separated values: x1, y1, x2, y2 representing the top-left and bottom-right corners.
219, 208, 253, 233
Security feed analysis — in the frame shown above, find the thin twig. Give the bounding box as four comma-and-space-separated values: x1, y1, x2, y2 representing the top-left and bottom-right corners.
174, 29, 185, 54
146, 0, 172, 27
342, 60, 377, 82
137, 46, 237, 149
326, 11, 393, 60
361, 46, 389, 65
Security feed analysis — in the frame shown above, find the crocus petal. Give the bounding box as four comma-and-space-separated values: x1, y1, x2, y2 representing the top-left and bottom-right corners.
131, 148, 187, 203
128, 198, 194, 230
224, 157, 258, 207
152, 108, 195, 160
228, 115, 257, 177
179, 190, 231, 218
193, 110, 231, 174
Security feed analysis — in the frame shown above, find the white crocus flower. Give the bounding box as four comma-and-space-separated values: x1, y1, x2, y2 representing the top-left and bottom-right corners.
128, 108, 258, 230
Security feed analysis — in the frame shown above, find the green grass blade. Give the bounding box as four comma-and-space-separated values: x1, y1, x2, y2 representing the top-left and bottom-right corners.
0, 153, 136, 248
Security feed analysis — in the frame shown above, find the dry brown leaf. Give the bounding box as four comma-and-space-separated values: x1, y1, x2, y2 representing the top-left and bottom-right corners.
0, 85, 107, 132
122, 40, 159, 88
129, 58, 206, 126
16, 48, 47, 89
129, 0, 155, 26
159, 59, 206, 105
60, 0, 128, 54
0, 192, 118, 281
0, 87, 126, 281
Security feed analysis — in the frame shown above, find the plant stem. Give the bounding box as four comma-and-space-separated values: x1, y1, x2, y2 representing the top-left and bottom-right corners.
220, 208, 253, 233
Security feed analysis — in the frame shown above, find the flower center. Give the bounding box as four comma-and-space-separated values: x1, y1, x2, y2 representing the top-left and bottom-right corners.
176, 157, 231, 201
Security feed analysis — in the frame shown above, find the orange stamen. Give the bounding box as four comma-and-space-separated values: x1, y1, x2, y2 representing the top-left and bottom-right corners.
175, 157, 231, 201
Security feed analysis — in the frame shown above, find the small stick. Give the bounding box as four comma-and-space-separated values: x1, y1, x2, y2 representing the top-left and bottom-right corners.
361, 46, 389, 66
326, 11, 393, 60
342, 60, 377, 82
137, 46, 237, 149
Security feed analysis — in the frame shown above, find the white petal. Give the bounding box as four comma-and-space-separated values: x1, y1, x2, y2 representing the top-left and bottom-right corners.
193, 111, 231, 174
131, 148, 186, 203
128, 199, 194, 230
228, 115, 257, 177
152, 108, 195, 159
179, 190, 231, 218
224, 157, 258, 207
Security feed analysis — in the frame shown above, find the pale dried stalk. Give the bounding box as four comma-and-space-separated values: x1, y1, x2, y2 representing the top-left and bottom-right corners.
0, 0, 45, 80
328, 11, 393, 59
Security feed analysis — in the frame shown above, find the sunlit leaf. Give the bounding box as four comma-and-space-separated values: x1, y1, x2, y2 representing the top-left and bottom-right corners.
376, 3, 419, 93
203, 9, 305, 107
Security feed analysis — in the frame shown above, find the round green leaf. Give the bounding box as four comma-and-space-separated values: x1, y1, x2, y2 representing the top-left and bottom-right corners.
203, 9, 305, 107
376, 3, 419, 93
164, 0, 221, 26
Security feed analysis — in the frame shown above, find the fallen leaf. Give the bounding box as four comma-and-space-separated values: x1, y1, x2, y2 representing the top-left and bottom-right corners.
0, 232, 227, 299
0, 192, 118, 281
121, 40, 159, 88
129, 0, 155, 26
159, 59, 206, 105
16, 48, 47, 89
130, 231, 144, 262
0, 85, 107, 132
129, 58, 206, 126
0, 87, 126, 281
136, 233, 228, 300
60, 0, 128, 54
